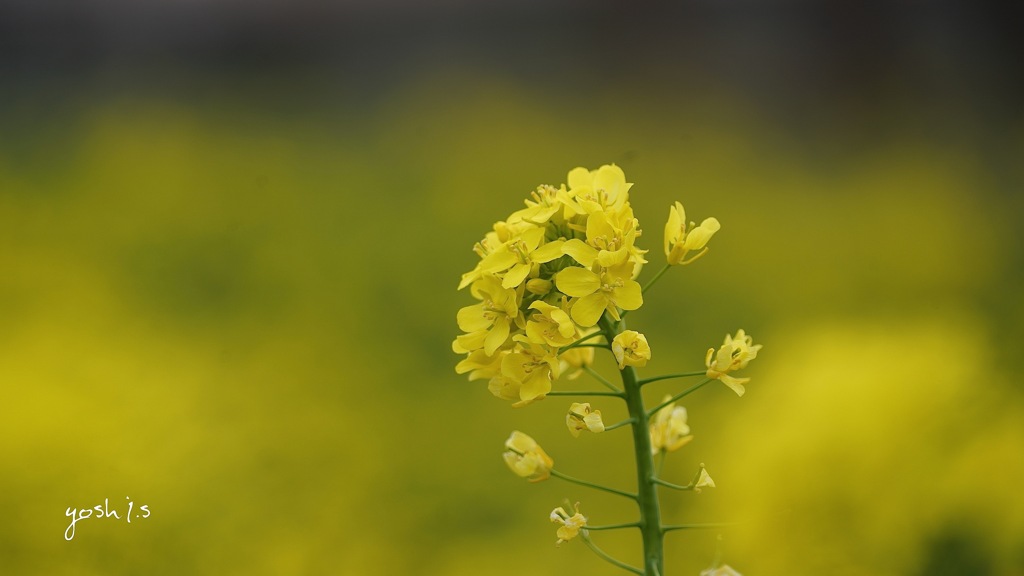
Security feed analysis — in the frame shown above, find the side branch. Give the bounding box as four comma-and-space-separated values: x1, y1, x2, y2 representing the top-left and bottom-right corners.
653, 478, 693, 491
638, 371, 706, 387
603, 418, 635, 432
662, 522, 738, 533
560, 332, 609, 352
640, 263, 672, 295
584, 366, 622, 393
550, 469, 637, 500
580, 532, 644, 575
585, 522, 642, 531
548, 390, 625, 398
646, 378, 713, 417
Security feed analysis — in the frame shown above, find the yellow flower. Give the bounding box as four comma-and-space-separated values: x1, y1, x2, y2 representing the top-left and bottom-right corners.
562, 209, 641, 269
694, 466, 715, 490
477, 226, 566, 289
524, 300, 578, 348
488, 375, 523, 403
566, 164, 631, 215
458, 229, 502, 290
649, 396, 693, 454
454, 275, 522, 355
454, 348, 506, 381
503, 431, 554, 482
664, 201, 720, 265
566, 403, 605, 437
500, 341, 560, 405
509, 184, 574, 225
550, 504, 587, 545
701, 565, 742, 576
611, 330, 651, 369
705, 329, 762, 397
555, 261, 643, 327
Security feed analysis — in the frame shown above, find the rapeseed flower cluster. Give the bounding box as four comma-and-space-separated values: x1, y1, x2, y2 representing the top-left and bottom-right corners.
455, 165, 758, 574
454, 165, 648, 406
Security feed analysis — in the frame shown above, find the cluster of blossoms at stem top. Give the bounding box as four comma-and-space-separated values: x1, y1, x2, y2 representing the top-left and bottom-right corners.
454, 164, 647, 406
454, 165, 759, 575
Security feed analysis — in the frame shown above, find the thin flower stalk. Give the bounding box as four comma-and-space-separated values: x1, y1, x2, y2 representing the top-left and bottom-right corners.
550, 469, 638, 500
454, 164, 760, 575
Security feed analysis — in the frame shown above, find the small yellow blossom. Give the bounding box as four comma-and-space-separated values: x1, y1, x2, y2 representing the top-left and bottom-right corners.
566, 164, 631, 215
458, 220, 535, 289
503, 431, 554, 482
454, 348, 506, 381
524, 300, 578, 348
455, 275, 522, 356
649, 396, 693, 454
550, 504, 587, 545
664, 201, 720, 265
705, 329, 762, 397
701, 565, 742, 576
457, 230, 502, 290
508, 184, 567, 225
555, 261, 643, 326
488, 375, 523, 403
500, 342, 560, 405
566, 403, 605, 437
562, 210, 641, 269
477, 226, 566, 289
694, 465, 716, 490
611, 330, 651, 369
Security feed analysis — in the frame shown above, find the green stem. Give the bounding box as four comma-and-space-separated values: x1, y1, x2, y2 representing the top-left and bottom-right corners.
560, 332, 608, 352
581, 532, 644, 575
638, 371, 707, 386
585, 522, 642, 531
548, 390, 625, 398
662, 522, 737, 533
603, 418, 635, 432
584, 365, 622, 393
600, 314, 663, 576
550, 469, 637, 500
653, 477, 693, 491
641, 263, 672, 295
646, 378, 714, 417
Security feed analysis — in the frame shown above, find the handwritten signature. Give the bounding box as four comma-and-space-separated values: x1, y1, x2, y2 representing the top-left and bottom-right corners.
65, 497, 151, 540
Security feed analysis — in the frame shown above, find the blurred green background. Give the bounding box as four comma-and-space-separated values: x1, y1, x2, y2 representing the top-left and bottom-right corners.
2, 2, 1023, 574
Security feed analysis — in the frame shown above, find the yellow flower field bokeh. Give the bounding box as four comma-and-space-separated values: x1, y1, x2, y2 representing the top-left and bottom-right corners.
3, 33, 1023, 575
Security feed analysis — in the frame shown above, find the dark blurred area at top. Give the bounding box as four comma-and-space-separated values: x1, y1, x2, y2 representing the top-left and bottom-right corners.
1, 0, 1021, 164
3, 0, 1021, 97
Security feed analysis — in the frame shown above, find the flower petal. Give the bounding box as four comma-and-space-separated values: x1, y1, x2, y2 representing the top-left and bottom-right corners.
519, 371, 551, 404
613, 281, 643, 311
719, 374, 749, 397
530, 238, 565, 263
567, 167, 593, 190
561, 239, 598, 267
456, 304, 491, 332
571, 292, 607, 327
555, 266, 600, 297
484, 317, 510, 355
479, 249, 517, 274
501, 263, 532, 289
452, 330, 487, 353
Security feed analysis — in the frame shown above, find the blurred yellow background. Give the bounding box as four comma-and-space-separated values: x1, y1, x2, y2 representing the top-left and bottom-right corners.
2, 3, 1022, 574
